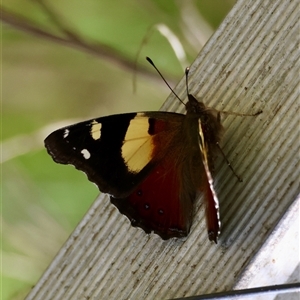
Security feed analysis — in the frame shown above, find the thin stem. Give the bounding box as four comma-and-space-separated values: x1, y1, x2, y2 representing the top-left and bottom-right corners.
1, 5, 171, 82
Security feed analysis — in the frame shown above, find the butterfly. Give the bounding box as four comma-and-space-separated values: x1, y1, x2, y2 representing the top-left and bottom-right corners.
45, 58, 256, 243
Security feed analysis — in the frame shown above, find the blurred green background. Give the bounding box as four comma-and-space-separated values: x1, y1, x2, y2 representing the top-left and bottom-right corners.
2, 1, 234, 299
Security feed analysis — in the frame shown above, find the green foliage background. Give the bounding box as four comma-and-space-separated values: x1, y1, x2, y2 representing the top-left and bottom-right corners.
2, 1, 234, 299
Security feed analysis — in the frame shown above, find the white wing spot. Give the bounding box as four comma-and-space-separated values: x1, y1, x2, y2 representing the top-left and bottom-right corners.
63, 129, 69, 138
81, 149, 91, 159
90, 120, 102, 140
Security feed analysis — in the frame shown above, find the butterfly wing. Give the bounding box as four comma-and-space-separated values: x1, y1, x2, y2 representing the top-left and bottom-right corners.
111, 158, 193, 239
45, 112, 184, 197
197, 119, 221, 243
45, 108, 221, 241
45, 112, 196, 238
107, 112, 219, 240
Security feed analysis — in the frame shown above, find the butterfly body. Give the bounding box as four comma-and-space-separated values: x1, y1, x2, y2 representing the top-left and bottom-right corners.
45, 94, 223, 242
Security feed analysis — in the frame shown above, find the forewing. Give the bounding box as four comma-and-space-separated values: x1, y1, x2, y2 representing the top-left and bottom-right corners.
44, 112, 184, 198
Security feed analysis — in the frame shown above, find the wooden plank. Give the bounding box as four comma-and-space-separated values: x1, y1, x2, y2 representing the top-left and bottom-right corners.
26, 0, 299, 299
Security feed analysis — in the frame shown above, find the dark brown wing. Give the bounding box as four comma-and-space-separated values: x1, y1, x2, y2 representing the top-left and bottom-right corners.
197, 118, 221, 243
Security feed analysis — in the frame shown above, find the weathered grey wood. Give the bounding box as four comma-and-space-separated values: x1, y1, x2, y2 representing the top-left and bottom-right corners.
26, 0, 299, 299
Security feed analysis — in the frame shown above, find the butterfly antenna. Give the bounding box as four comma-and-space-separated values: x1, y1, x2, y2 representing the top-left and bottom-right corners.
146, 57, 185, 105
185, 67, 190, 96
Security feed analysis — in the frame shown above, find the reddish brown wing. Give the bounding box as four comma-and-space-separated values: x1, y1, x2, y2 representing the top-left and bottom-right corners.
45, 112, 195, 239
202, 167, 220, 243
197, 118, 221, 243
111, 159, 193, 239
111, 112, 198, 239
45, 102, 221, 241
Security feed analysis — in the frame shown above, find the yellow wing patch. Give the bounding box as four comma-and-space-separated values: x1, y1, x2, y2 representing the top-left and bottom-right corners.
90, 120, 102, 140
121, 113, 153, 173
